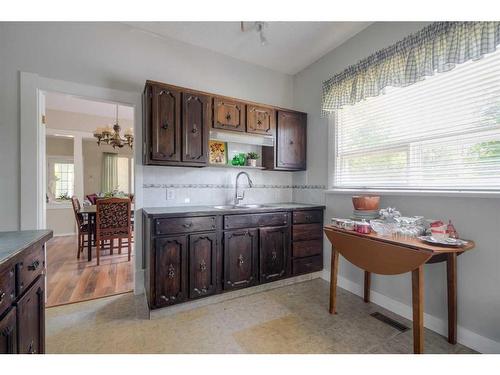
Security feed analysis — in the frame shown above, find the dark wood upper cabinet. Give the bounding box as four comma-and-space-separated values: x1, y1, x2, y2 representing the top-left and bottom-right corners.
155, 236, 188, 307
150, 85, 181, 162
144, 81, 307, 171
0, 307, 17, 354
213, 98, 246, 132
16, 276, 44, 354
259, 226, 288, 283
223, 229, 258, 290
182, 93, 210, 164
246, 105, 276, 136
189, 233, 217, 299
264, 110, 307, 171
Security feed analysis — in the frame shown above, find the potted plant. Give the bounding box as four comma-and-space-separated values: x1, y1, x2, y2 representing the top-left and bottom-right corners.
246, 152, 260, 167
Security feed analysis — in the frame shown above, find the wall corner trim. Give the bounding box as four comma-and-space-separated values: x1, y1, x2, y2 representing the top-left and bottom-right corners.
320, 270, 500, 354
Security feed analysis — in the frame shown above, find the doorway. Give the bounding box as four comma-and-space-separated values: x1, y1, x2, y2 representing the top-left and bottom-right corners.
20, 73, 144, 306
43, 92, 135, 306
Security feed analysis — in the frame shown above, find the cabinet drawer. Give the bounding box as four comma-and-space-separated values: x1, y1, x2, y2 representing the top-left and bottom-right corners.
293, 210, 322, 224
155, 216, 216, 235
293, 223, 323, 241
224, 212, 288, 230
292, 240, 322, 258
292, 255, 323, 275
16, 245, 44, 296
0, 266, 15, 317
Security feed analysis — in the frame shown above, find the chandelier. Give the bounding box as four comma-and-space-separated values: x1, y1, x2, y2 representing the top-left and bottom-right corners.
93, 105, 133, 149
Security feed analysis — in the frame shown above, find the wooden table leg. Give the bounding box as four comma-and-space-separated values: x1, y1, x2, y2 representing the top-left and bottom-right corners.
364, 271, 371, 303
329, 246, 339, 314
87, 214, 93, 262
447, 252, 457, 344
412, 265, 424, 354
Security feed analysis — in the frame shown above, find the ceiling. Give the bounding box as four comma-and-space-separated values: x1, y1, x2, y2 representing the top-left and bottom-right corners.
124, 22, 371, 75
45, 92, 134, 120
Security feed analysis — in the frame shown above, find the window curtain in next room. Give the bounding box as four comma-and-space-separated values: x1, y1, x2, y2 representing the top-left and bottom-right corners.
101, 152, 118, 193
322, 22, 500, 114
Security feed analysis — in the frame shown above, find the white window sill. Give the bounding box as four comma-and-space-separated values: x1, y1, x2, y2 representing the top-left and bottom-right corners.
324, 188, 500, 199
47, 202, 73, 209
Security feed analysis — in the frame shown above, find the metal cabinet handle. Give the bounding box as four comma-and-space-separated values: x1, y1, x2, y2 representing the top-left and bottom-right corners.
28, 341, 36, 354
225, 113, 231, 121
199, 260, 207, 272
0, 290, 5, 302
257, 120, 262, 125
191, 123, 198, 134
167, 264, 175, 279
28, 260, 40, 271
289, 140, 294, 145
183, 222, 193, 228
162, 122, 169, 130
237, 254, 244, 267
271, 251, 277, 261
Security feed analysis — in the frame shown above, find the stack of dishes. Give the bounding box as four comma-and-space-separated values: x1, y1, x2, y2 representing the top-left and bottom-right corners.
352, 209, 380, 220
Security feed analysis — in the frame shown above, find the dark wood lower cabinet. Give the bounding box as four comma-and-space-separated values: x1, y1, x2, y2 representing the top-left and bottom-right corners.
16, 276, 44, 354
189, 233, 217, 299
0, 307, 17, 354
259, 226, 288, 283
223, 229, 258, 290
144, 209, 324, 310
155, 236, 188, 307
0, 230, 51, 355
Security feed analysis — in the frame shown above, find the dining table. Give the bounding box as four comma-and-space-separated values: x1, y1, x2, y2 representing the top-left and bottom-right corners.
323, 224, 475, 354
79, 204, 135, 262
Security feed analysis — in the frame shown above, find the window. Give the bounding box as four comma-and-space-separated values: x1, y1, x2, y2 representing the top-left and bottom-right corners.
52, 161, 74, 199
334, 48, 500, 191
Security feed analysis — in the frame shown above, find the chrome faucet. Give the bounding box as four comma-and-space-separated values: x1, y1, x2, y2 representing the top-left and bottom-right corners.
234, 171, 253, 206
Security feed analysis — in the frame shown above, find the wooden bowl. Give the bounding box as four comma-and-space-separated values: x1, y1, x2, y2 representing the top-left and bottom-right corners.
352, 195, 380, 211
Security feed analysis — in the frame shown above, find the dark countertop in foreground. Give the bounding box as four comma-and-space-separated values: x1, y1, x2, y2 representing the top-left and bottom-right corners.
143, 202, 325, 218
0, 230, 53, 265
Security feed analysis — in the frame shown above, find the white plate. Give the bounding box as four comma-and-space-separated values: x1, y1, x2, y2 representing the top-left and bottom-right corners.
418, 236, 468, 247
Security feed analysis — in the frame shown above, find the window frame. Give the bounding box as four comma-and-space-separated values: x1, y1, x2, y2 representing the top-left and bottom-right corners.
47, 155, 75, 204
327, 115, 500, 198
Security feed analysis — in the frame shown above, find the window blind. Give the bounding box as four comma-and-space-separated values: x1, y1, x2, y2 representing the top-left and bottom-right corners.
334, 48, 500, 191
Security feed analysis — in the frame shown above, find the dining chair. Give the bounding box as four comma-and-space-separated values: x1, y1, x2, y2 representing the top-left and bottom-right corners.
95, 197, 132, 266
71, 196, 89, 259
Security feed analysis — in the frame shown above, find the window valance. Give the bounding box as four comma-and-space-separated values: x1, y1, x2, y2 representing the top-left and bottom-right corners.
322, 22, 500, 115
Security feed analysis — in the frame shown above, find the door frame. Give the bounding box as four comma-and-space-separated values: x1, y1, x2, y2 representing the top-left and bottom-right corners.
20, 72, 145, 294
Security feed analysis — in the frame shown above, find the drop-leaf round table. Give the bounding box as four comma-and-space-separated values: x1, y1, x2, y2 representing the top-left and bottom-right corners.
324, 224, 475, 354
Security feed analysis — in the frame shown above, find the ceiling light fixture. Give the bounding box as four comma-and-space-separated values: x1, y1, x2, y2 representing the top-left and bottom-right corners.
240, 21, 269, 47
93, 105, 133, 149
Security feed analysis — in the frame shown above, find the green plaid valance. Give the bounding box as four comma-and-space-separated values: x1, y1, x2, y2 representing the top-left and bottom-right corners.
322, 22, 500, 115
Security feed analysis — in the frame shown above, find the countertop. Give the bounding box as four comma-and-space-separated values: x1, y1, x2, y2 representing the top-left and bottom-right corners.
0, 230, 53, 265
142, 202, 325, 218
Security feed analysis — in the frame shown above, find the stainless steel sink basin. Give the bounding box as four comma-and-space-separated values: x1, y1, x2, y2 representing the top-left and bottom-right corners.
213, 204, 267, 210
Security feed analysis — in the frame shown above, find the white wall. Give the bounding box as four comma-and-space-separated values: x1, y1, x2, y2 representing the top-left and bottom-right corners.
292, 22, 500, 352
0, 22, 294, 231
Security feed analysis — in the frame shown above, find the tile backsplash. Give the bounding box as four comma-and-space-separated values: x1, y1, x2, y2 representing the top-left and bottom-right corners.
142, 166, 325, 207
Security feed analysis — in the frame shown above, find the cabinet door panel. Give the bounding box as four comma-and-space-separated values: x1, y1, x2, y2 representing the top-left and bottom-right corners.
223, 229, 258, 290
247, 105, 275, 135
259, 226, 288, 283
189, 233, 217, 299
276, 111, 306, 170
155, 236, 188, 307
0, 307, 17, 354
213, 98, 245, 132
183, 93, 210, 164
151, 85, 181, 162
16, 276, 44, 354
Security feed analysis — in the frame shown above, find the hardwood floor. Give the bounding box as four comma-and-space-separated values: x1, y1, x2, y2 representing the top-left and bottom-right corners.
46, 235, 134, 307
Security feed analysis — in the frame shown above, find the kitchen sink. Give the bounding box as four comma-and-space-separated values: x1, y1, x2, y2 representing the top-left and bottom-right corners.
213, 204, 268, 210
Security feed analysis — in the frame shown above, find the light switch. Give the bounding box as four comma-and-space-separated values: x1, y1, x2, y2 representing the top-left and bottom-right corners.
166, 188, 175, 200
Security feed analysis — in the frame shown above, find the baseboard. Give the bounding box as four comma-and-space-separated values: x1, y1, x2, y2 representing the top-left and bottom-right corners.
321, 269, 500, 354
52, 232, 76, 237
